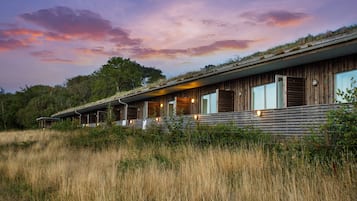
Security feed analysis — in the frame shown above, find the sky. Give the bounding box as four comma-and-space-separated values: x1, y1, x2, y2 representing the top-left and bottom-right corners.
0, 0, 356, 92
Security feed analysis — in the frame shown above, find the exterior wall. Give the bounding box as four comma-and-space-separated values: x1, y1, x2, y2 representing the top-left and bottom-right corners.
157, 54, 356, 114
58, 54, 357, 131
219, 54, 357, 111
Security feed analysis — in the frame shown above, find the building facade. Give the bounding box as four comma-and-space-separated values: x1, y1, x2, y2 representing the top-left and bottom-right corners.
51, 31, 357, 136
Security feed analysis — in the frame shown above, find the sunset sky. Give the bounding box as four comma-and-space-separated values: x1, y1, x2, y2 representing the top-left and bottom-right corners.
1, 0, 356, 92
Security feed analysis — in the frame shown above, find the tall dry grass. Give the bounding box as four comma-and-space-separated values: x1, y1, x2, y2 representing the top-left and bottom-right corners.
0, 130, 356, 201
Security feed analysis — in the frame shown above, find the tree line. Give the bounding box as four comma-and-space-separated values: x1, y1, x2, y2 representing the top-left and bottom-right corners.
0, 57, 165, 130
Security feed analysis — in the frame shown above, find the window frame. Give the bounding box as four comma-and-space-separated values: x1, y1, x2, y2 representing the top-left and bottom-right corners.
251, 82, 277, 110
201, 91, 218, 114
335, 69, 357, 103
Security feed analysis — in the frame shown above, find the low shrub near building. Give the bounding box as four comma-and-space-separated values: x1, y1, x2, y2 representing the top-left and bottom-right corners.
51, 119, 79, 131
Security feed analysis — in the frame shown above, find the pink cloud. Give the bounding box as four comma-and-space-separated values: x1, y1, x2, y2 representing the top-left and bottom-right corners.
75, 47, 115, 56
0, 29, 38, 51
131, 39, 254, 58
30, 50, 73, 63
241, 10, 309, 27
20, 6, 141, 46
0, 38, 28, 51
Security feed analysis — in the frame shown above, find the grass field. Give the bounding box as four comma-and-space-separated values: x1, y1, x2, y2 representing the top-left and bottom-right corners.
0, 130, 356, 201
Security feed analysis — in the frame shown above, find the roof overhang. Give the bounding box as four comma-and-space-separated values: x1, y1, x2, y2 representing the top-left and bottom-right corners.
121, 34, 357, 102
36, 117, 60, 121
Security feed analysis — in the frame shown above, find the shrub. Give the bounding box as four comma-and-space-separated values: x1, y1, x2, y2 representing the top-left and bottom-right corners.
51, 119, 79, 131
302, 81, 357, 161
67, 126, 128, 150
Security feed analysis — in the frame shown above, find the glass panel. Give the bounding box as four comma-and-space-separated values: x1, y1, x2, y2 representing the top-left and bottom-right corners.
276, 77, 285, 108
210, 92, 217, 113
335, 70, 357, 102
202, 95, 209, 114
252, 83, 277, 110
266, 83, 276, 109
201, 93, 217, 114
252, 85, 264, 110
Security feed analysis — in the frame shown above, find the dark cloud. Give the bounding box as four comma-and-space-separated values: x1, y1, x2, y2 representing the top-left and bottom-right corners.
241, 10, 309, 26
20, 6, 111, 39
109, 28, 142, 47
30, 50, 73, 63
20, 6, 141, 46
131, 40, 254, 58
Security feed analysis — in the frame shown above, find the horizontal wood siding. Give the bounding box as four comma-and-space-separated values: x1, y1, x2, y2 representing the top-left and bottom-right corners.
197, 104, 340, 136
146, 104, 342, 137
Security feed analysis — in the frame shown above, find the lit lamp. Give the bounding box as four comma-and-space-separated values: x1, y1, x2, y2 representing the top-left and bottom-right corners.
129, 120, 133, 125
160, 103, 164, 108
193, 114, 199, 121
191, 98, 195, 104
155, 117, 160, 122
256, 110, 262, 117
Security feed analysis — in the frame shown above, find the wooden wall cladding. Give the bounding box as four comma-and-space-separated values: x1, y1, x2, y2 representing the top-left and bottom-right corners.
148, 102, 160, 118
143, 54, 356, 114
127, 107, 138, 120
287, 77, 305, 107
176, 97, 191, 115
218, 90, 234, 112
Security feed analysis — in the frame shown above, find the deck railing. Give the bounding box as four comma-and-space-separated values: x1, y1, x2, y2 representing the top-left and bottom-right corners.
121, 104, 342, 137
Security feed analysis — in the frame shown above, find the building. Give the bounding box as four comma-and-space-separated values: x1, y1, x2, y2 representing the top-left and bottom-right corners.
51, 29, 357, 137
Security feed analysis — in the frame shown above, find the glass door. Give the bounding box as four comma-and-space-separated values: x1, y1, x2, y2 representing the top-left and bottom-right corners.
275, 75, 287, 108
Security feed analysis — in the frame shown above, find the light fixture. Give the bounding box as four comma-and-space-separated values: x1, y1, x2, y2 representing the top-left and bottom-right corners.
129, 120, 133, 125
312, 79, 318, 86
256, 110, 262, 117
155, 117, 160, 122
193, 114, 199, 121
191, 98, 195, 103
160, 103, 164, 108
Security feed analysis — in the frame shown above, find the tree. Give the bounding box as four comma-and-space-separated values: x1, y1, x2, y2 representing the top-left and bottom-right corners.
91, 57, 164, 100
66, 75, 93, 105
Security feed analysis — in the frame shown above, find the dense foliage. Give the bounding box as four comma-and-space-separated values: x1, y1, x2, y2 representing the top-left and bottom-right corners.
0, 57, 165, 130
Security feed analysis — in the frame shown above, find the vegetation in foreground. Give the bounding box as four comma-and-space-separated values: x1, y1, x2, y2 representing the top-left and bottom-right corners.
0, 129, 356, 201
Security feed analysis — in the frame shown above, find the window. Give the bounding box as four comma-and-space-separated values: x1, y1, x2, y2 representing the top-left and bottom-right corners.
252, 83, 276, 110
201, 92, 217, 114
335, 69, 357, 102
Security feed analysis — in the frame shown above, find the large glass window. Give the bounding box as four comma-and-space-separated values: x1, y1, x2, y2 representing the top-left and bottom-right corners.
201, 92, 217, 114
335, 69, 357, 102
252, 83, 276, 110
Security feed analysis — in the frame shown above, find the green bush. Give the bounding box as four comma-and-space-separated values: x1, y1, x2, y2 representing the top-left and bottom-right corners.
191, 123, 270, 147
67, 126, 128, 150
300, 82, 357, 161
51, 119, 79, 131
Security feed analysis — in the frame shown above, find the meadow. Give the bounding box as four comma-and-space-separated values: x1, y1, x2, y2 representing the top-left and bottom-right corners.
0, 129, 356, 201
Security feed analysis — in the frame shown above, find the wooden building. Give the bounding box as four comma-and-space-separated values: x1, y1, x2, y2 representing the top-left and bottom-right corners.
51, 30, 357, 136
